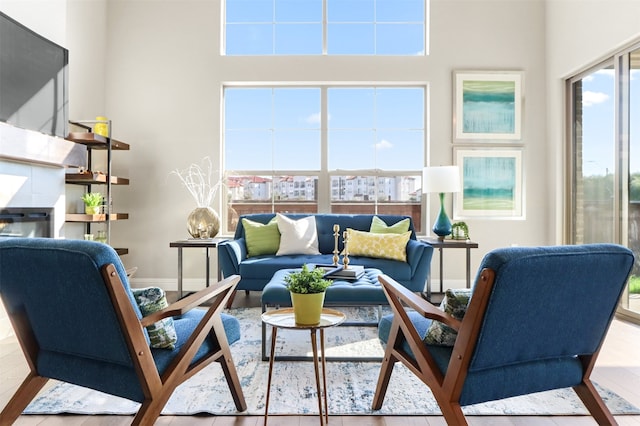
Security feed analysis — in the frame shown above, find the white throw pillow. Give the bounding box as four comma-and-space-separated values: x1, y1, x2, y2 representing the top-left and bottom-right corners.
276, 214, 320, 255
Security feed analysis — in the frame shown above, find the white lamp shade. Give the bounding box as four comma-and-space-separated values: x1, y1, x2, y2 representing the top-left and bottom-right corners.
423, 166, 461, 193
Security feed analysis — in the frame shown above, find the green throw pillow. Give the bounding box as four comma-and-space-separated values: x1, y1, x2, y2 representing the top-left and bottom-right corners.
243, 217, 281, 257
132, 287, 177, 349
423, 288, 472, 347
369, 216, 411, 234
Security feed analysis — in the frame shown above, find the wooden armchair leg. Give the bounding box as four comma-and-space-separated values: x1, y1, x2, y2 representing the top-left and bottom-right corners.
0, 372, 48, 426
220, 352, 248, 411
224, 290, 236, 309
573, 381, 616, 425
438, 401, 468, 426
371, 352, 395, 410
132, 398, 166, 426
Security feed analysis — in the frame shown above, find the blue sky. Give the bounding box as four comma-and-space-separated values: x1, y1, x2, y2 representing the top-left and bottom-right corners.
224, 87, 425, 172
581, 68, 640, 177
225, 0, 425, 55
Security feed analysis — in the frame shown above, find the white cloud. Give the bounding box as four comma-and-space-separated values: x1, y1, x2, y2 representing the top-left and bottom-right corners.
306, 112, 321, 124
305, 112, 330, 124
596, 69, 615, 78
582, 91, 609, 107
375, 139, 393, 150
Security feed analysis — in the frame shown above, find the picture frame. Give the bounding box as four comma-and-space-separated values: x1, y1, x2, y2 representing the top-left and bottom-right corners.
453, 70, 524, 141
453, 147, 524, 219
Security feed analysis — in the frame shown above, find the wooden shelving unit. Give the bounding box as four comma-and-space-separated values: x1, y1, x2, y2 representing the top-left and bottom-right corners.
67, 131, 130, 150
65, 120, 130, 254
65, 213, 129, 222
65, 172, 129, 185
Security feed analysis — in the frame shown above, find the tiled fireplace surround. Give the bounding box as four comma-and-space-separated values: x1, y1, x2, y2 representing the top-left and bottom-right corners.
0, 121, 87, 337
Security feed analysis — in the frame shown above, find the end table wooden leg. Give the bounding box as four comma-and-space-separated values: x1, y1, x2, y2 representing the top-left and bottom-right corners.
310, 329, 324, 426
265, 327, 278, 426
320, 328, 328, 423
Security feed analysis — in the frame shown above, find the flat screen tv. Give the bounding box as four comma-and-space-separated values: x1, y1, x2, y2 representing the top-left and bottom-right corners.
0, 11, 68, 138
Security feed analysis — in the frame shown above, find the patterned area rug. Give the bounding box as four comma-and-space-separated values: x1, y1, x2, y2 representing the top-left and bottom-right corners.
24, 307, 640, 416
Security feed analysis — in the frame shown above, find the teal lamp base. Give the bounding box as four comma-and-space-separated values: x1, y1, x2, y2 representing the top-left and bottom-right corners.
432, 192, 452, 241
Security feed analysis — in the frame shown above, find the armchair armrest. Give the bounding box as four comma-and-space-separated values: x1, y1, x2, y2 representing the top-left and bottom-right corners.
140, 275, 240, 327
378, 274, 461, 331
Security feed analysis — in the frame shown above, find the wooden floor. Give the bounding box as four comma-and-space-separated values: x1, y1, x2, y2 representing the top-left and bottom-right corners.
2, 291, 640, 426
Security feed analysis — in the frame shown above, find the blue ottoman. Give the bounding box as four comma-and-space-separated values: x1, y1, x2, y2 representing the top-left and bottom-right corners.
261, 267, 386, 361
262, 268, 386, 308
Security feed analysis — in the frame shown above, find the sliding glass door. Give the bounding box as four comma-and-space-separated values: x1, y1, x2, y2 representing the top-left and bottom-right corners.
625, 48, 640, 315
569, 47, 640, 321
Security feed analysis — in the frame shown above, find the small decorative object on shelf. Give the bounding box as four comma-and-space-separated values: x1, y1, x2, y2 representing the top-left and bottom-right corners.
94, 116, 109, 137
81, 192, 103, 215
95, 230, 108, 244
171, 157, 223, 239
451, 221, 470, 240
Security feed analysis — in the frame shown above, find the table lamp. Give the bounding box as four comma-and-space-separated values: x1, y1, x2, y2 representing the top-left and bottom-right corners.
423, 166, 461, 241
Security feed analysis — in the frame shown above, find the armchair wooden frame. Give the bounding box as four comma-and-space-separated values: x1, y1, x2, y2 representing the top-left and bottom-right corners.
1, 270, 247, 426
372, 272, 618, 426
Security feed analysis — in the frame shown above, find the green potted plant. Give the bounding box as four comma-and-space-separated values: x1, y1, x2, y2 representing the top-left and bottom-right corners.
82, 192, 103, 215
284, 264, 332, 325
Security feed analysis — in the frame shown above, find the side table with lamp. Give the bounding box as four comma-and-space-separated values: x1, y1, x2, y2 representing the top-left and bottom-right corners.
422, 166, 479, 303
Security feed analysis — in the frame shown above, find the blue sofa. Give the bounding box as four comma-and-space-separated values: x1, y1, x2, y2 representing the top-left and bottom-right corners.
218, 213, 434, 293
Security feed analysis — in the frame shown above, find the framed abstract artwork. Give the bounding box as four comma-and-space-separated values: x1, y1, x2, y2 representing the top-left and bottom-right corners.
453, 71, 524, 141
453, 147, 524, 219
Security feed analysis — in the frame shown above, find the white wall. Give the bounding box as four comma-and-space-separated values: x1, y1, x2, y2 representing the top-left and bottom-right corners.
103, 0, 547, 290
545, 0, 640, 244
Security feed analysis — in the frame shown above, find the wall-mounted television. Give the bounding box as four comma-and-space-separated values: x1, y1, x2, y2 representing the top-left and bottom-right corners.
0, 11, 68, 138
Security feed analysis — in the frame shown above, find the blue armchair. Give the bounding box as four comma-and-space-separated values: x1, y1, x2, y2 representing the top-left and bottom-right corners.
373, 244, 634, 425
0, 238, 246, 425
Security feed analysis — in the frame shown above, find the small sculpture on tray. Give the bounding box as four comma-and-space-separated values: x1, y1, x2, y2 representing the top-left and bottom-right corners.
451, 221, 470, 240
333, 224, 340, 266
342, 230, 350, 269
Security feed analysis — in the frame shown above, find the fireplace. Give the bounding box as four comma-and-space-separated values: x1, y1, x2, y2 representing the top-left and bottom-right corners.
0, 208, 54, 238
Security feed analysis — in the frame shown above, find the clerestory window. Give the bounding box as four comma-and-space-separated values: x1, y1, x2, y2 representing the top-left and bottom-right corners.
224, 0, 427, 55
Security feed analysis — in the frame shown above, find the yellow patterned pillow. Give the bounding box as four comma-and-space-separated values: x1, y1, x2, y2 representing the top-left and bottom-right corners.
346, 228, 411, 262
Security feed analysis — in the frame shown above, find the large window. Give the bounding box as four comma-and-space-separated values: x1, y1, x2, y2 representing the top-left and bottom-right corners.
223, 85, 425, 231
224, 0, 426, 55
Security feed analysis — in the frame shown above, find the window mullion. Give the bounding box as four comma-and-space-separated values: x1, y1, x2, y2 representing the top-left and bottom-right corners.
318, 87, 330, 212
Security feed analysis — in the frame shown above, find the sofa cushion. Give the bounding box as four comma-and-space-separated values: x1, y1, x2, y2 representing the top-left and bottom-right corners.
346, 228, 411, 262
243, 217, 280, 257
276, 213, 321, 255
370, 215, 411, 234
131, 287, 178, 349
423, 288, 472, 346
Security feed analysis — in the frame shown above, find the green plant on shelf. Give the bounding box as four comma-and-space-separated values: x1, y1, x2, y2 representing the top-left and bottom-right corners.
81, 192, 102, 215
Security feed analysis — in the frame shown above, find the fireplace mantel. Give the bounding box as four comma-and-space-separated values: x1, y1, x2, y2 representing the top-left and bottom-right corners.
0, 121, 86, 168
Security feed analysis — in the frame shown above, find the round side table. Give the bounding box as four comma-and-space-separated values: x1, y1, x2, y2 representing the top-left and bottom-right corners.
261, 307, 346, 426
